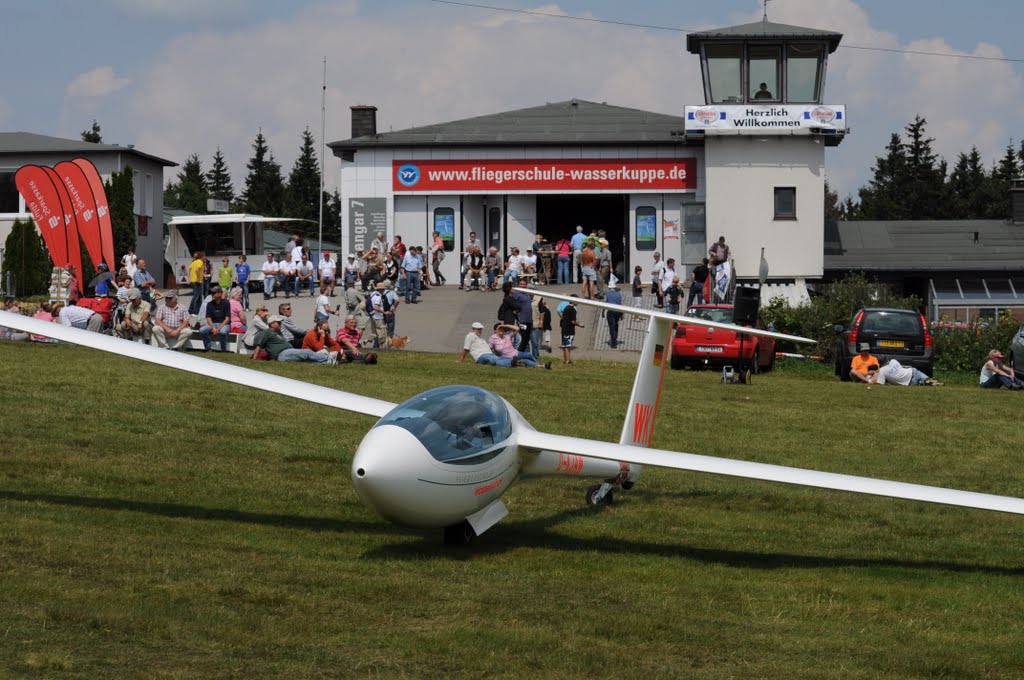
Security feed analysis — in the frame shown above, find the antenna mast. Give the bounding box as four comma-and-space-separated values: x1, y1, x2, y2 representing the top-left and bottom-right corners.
318, 57, 326, 260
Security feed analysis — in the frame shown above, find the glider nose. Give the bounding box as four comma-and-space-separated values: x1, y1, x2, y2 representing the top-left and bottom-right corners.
351, 425, 425, 524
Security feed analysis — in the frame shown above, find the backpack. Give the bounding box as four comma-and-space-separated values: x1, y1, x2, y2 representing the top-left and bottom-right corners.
380, 292, 392, 313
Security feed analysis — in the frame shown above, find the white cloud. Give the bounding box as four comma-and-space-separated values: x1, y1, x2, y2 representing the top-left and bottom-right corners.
66, 67, 131, 98
104, 0, 251, 20
91, 0, 1024, 199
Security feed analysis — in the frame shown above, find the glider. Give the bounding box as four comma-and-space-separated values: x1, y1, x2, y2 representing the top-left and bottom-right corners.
1, 304, 1022, 546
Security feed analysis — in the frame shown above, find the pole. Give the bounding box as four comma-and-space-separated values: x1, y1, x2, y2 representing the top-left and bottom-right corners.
318, 56, 326, 261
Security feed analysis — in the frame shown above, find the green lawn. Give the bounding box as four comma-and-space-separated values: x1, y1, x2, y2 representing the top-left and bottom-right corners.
1, 343, 1023, 679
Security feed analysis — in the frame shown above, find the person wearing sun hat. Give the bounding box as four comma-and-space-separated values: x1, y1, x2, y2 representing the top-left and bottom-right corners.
979, 349, 1023, 389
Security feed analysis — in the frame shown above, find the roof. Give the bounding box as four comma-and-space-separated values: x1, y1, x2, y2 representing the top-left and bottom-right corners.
0, 132, 177, 167
329, 100, 688, 155
686, 20, 843, 53
264, 229, 340, 254
824, 220, 1024, 273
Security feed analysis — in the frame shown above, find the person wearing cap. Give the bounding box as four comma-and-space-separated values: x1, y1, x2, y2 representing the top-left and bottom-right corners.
850, 343, 880, 384
252, 315, 334, 364
489, 323, 551, 369
342, 253, 358, 290
200, 286, 231, 352
362, 247, 385, 291
318, 251, 336, 297
458, 322, 514, 367
115, 288, 152, 343
152, 290, 193, 351
979, 349, 1023, 389
596, 238, 612, 299
604, 280, 623, 348
364, 281, 391, 349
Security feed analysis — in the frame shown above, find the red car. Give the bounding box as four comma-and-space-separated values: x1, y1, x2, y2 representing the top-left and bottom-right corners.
670, 304, 775, 372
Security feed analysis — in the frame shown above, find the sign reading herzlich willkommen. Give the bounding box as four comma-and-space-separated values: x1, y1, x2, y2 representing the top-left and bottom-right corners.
684, 104, 847, 135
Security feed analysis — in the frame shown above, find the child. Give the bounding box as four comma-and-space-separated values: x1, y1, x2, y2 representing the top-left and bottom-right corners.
218, 257, 233, 290
560, 297, 583, 365
664, 276, 684, 315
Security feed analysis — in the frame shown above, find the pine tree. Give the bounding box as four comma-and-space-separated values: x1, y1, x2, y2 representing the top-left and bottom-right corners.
206, 147, 235, 204
323, 189, 341, 235
823, 179, 842, 220
947, 148, 987, 218
240, 130, 285, 216
284, 129, 322, 228
857, 133, 909, 220
105, 166, 136, 264
1, 218, 52, 296
81, 120, 102, 143
165, 153, 208, 213
902, 116, 947, 219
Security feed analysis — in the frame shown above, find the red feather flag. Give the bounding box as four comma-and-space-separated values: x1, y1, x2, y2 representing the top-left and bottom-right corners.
43, 166, 83, 292
55, 161, 105, 270
14, 165, 69, 267
71, 158, 115, 271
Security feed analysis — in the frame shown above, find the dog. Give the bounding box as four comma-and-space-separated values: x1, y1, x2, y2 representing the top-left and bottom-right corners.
387, 335, 412, 350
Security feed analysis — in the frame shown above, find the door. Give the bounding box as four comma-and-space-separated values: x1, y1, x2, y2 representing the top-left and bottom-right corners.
681, 201, 706, 278
426, 195, 460, 282
484, 195, 503, 255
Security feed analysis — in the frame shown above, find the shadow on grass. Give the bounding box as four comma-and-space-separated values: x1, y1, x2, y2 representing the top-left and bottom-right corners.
0, 489, 413, 538
364, 505, 1024, 575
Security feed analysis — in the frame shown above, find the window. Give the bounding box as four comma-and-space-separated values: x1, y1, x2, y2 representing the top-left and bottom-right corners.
635, 206, 657, 251
705, 44, 742, 103
144, 173, 153, 217
786, 44, 823, 102
749, 45, 781, 102
0, 172, 21, 213
133, 170, 142, 215
774, 187, 796, 220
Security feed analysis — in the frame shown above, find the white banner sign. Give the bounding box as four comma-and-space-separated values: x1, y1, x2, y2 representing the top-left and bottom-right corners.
685, 104, 846, 135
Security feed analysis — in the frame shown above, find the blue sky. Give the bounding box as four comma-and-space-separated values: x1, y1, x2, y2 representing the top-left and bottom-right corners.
4, 0, 1023, 198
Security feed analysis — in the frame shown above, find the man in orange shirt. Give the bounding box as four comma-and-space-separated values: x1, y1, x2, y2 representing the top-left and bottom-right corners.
850, 343, 879, 383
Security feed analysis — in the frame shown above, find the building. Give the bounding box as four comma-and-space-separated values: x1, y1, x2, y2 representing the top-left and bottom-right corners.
328, 19, 846, 296
0, 132, 176, 278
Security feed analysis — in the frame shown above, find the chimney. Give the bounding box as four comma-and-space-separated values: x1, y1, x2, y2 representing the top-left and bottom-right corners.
351, 105, 378, 138
1011, 178, 1024, 224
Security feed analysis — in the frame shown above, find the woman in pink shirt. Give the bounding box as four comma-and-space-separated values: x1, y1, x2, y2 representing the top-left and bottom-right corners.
228, 288, 247, 332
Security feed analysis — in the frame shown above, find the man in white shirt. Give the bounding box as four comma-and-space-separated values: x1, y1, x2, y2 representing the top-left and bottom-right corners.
458, 321, 513, 367
295, 255, 316, 296
278, 254, 297, 299
503, 247, 523, 285
870, 359, 932, 386
56, 302, 103, 332
261, 253, 279, 299
660, 258, 678, 297
319, 252, 337, 297
290, 239, 305, 265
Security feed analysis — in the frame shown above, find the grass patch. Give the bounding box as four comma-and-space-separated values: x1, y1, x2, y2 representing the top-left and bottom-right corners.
2, 343, 1024, 678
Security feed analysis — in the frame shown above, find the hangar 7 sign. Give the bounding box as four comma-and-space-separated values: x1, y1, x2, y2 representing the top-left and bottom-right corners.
392, 158, 696, 192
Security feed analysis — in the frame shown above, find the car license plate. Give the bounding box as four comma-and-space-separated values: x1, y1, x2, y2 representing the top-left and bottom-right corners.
878, 340, 905, 348
697, 346, 724, 353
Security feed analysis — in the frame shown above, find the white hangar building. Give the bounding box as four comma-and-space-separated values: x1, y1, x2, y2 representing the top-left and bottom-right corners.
328, 19, 846, 298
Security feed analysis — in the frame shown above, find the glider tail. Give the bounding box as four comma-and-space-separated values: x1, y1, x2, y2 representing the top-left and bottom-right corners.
618, 314, 673, 486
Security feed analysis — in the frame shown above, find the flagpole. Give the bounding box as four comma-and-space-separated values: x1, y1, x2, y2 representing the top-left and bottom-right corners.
318, 56, 326, 259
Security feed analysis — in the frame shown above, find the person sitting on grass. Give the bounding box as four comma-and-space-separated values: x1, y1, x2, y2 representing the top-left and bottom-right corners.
979, 349, 1023, 389
458, 321, 515, 367
850, 343, 880, 384
335, 314, 379, 364
252, 315, 335, 364
489, 323, 552, 369
302, 319, 343, 360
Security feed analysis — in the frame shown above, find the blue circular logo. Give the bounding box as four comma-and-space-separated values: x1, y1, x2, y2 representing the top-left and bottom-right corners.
397, 164, 421, 187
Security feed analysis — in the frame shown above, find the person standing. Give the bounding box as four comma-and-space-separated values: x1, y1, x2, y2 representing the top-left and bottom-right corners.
579, 242, 597, 300
201, 253, 213, 299
560, 297, 582, 365
650, 252, 665, 308
604, 281, 623, 348
513, 286, 536, 359
371, 231, 389, 256
217, 256, 233, 291
709, 236, 731, 268
660, 258, 678, 308
430, 230, 447, 286
234, 254, 251, 310
401, 247, 423, 303
121, 247, 138, 279
687, 258, 710, 308
569, 225, 586, 284
554, 235, 572, 285
188, 252, 205, 315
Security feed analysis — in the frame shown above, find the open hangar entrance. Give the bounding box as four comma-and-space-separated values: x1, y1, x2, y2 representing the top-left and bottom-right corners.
536, 194, 629, 278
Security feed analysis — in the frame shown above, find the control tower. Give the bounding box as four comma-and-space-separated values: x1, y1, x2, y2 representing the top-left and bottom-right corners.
684, 20, 845, 282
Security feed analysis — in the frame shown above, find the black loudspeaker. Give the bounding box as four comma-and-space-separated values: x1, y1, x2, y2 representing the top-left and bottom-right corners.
733, 286, 761, 326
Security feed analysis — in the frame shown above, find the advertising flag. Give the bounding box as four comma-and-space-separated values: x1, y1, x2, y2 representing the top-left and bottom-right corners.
43, 166, 83, 292
72, 158, 115, 270
14, 165, 69, 267
55, 161, 104, 270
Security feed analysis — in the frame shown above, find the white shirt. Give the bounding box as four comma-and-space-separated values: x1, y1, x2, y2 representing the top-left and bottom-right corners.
59, 305, 95, 328
876, 360, 914, 386
279, 260, 296, 275
506, 255, 523, 273
523, 254, 537, 269
262, 260, 279, 275
319, 259, 336, 278
661, 266, 677, 292
315, 294, 331, 316
291, 245, 304, 263
344, 259, 359, 274
463, 331, 492, 362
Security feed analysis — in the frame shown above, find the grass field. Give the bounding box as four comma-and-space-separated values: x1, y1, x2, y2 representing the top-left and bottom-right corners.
2, 342, 1024, 679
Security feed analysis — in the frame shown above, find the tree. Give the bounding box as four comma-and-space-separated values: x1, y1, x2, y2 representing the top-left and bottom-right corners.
902, 116, 948, 219
1, 218, 52, 296
165, 153, 209, 213
823, 179, 842, 220
284, 128, 322, 228
81, 120, 102, 143
240, 130, 285, 216
105, 166, 136, 263
947, 148, 987, 219
857, 132, 909, 220
206, 147, 235, 204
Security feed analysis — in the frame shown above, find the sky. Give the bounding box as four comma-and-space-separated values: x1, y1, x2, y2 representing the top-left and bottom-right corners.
4, 0, 1023, 200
